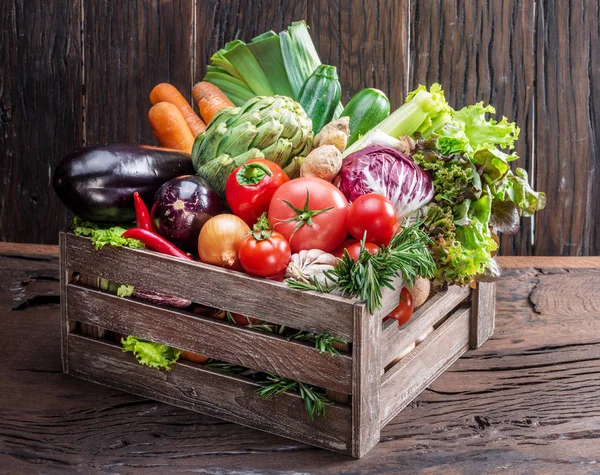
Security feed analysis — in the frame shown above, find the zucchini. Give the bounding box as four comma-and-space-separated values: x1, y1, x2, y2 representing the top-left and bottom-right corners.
341, 88, 391, 146
298, 65, 342, 134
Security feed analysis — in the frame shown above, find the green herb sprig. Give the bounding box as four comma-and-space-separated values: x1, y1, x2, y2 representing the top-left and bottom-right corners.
256, 373, 331, 419
287, 331, 347, 356
286, 220, 436, 314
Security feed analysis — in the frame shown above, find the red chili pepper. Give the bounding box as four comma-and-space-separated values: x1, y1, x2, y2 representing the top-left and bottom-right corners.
122, 228, 193, 261
133, 192, 154, 232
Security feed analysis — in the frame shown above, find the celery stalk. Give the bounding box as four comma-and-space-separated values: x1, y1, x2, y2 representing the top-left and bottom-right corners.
343, 88, 451, 156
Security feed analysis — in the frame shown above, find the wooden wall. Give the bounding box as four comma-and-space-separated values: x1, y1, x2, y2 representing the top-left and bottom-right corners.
1, 0, 598, 255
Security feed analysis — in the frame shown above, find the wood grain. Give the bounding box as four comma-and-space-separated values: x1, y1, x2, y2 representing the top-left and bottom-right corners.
534, 0, 600, 256
381, 285, 471, 368
470, 282, 496, 349
67, 282, 353, 393
83, 0, 194, 146
67, 333, 354, 455
308, 0, 410, 107
195, 0, 307, 82
1, 250, 599, 472
65, 233, 357, 340
379, 306, 471, 427
351, 304, 380, 457
0, 0, 82, 244
410, 0, 536, 256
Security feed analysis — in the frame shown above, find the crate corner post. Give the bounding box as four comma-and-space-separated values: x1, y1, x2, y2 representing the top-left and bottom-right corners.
470, 282, 496, 349
59, 232, 72, 374
351, 303, 381, 458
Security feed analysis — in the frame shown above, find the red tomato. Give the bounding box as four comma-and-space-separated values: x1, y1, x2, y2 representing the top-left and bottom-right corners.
347, 193, 397, 245
266, 270, 285, 282
230, 313, 260, 326
238, 231, 291, 277
268, 177, 349, 253
331, 238, 358, 258
384, 288, 414, 325
226, 159, 289, 226
345, 242, 380, 261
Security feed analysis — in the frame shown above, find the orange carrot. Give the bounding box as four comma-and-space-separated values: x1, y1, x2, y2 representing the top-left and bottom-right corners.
192, 81, 235, 124
149, 83, 206, 136
148, 102, 195, 154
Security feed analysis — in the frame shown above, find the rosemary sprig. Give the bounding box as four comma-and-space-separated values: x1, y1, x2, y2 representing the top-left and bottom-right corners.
204, 360, 248, 374
255, 373, 331, 419
287, 331, 347, 356
286, 219, 436, 314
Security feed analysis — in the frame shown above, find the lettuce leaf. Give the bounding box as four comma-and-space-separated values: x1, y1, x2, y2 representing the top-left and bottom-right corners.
121, 336, 181, 371
117, 285, 135, 298
71, 217, 144, 250
491, 168, 547, 217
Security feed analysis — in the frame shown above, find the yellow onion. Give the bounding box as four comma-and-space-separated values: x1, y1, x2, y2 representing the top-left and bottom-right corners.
198, 214, 250, 270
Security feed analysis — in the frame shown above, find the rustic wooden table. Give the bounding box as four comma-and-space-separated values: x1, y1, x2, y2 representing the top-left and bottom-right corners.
1, 243, 599, 474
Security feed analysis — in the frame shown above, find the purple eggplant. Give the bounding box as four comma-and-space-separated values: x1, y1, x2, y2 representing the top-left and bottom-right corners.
151, 175, 224, 253
53, 144, 195, 224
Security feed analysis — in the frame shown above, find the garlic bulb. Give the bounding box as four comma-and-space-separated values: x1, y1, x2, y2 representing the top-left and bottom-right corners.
284, 249, 338, 287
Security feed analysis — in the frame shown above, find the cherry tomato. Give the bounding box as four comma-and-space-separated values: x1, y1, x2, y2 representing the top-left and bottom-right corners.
226, 159, 289, 226
331, 238, 358, 258
238, 231, 291, 277
268, 177, 349, 253
347, 193, 397, 245
384, 288, 414, 325
345, 242, 380, 261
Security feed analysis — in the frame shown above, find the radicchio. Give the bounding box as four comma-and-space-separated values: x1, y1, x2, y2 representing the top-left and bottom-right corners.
335, 145, 434, 217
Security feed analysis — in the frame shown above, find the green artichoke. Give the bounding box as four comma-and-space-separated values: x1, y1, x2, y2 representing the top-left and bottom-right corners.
192, 95, 313, 195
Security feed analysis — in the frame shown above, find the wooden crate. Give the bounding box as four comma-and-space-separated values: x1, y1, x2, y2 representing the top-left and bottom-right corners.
59, 232, 496, 458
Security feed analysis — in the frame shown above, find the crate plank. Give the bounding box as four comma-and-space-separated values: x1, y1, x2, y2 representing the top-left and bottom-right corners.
380, 286, 471, 368
351, 305, 381, 458
64, 233, 355, 341
67, 283, 352, 393
379, 307, 471, 427
67, 333, 352, 455
470, 282, 496, 349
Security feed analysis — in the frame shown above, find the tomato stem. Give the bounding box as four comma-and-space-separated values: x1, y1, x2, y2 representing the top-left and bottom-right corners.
279, 191, 334, 243
236, 162, 273, 186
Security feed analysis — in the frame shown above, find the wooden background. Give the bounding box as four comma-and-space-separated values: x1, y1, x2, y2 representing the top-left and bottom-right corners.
1, 0, 598, 256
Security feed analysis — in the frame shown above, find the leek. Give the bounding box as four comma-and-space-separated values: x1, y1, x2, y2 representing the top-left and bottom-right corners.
248, 34, 294, 97
223, 43, 275, 96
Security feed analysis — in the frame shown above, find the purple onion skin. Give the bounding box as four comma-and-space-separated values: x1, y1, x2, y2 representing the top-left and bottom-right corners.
151, 175, 224, 253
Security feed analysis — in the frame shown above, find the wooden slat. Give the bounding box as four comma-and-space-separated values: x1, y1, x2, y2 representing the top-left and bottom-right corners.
410, 0, 536, 255
64, 233, 355, 340
309, 0, 410, 108
534, 0, 599, 255
380, 286, 471, 369
67, 333, 352, 455
351, 304, 381, 458
0, 0, 82, 244
84, 0, 194, 145
496, 256, 600, 269
372, 276, 403, 320
470, 282, 496, 349
379, 307, 471, 427
67, 283, 352, 393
